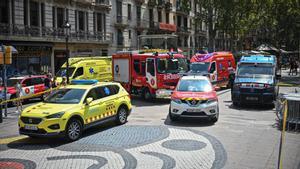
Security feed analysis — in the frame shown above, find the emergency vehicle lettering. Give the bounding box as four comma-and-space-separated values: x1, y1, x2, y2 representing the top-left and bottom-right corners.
164, 74, 180, 80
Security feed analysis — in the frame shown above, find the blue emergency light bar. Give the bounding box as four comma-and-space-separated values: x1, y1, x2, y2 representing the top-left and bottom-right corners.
71, 79, 98, 85
240, 55, 276, 64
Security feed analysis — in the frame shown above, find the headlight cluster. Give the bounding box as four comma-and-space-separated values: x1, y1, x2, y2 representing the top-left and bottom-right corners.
45, 112, 65, 119
207, 99, 218, 104
171, 98, 182, 104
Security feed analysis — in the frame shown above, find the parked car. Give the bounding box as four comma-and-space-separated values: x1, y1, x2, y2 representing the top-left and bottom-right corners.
169, 76, 219, 122
0, 75, 47, 106
19, 80, 132, 141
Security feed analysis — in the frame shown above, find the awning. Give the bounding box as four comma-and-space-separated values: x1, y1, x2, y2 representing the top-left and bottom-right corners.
159, 23, 177, 32
0, 45, 18, 54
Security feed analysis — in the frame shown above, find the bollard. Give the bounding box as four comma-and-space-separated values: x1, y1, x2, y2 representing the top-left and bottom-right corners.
0, 102, 2, 123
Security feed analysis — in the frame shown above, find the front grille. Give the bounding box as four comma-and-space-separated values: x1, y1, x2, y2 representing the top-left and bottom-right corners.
21, 117, 42, 124
20, 128, 47, 134
182, 100, 207, 106
182, 111, 207, 116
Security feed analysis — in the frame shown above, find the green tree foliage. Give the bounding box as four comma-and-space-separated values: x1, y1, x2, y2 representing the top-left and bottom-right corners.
195, 0, 300, 51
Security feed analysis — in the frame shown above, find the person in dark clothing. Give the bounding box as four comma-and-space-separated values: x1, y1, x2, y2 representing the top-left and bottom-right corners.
44, 73, 52, 90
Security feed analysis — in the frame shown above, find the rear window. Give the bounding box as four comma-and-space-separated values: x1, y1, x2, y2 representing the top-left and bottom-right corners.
177, 79, 212, 92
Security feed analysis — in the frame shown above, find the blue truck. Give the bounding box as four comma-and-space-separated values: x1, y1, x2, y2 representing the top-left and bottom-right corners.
231, 55, 280, 106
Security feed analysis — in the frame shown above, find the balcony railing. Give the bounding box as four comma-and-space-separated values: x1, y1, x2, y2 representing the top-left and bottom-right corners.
94, 0, 111, 9
136, 19, 149, 29
165, 2, 172, 11
177, 26, 191, 33
134, 0, 145, 4
115, 16, 129, 27
0, 23, 112, 44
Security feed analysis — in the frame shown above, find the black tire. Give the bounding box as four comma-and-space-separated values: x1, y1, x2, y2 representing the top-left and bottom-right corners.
115, 106, 128, 125
169, 107, 179, 121
210, 113, 219, 123
65, 118, 82, 141
233, 101, 239, 107
143, 88, 153, 101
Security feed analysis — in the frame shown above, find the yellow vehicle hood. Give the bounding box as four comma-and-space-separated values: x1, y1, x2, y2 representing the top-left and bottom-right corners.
22, 102, 79, 118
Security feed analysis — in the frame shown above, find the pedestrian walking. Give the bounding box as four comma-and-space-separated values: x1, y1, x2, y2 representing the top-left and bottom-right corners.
288, 58, 295, 75
60, 76, 67, 87
44, 73, 52, 90
52, 76, 58, 88
15, 81, 23, 113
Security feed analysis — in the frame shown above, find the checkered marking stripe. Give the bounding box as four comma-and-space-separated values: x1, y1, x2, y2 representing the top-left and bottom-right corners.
85, 104, 117, 124
182, 97, 207, 101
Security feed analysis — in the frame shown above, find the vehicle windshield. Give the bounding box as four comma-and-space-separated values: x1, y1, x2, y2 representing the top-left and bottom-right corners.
177, 79, 212, 92
44, 88, 86, 104
7, 79, 22, 87
56, 67, 76, 77
157, 58, 188, 74
190, 63, 210, 73
237, 64, 274, 77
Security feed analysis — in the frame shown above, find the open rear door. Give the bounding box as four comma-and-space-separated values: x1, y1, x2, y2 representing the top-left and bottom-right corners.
113, 54, 130, 84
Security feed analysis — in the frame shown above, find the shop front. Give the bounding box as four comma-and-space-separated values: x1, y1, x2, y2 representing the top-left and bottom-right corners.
1, 41, 52, 77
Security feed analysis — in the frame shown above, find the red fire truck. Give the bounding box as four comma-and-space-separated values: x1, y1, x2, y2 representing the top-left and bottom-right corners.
112, 50, 188, 100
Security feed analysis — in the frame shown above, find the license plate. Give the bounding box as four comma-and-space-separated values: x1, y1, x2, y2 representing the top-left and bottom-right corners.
187, 109, 202, 112
24, 125, 38, 131
246, 97, 258, 101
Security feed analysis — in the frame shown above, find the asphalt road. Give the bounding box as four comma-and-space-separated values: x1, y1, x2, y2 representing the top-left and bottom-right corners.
0, 87, 299, 169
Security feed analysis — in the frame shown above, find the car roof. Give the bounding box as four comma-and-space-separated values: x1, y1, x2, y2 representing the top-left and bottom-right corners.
180, 75, 209, 81
66, 82, 120, 90
10, 75, 46, 80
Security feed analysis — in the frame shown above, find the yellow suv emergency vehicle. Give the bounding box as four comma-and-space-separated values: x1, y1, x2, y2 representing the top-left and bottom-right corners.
18, 80, 131, 141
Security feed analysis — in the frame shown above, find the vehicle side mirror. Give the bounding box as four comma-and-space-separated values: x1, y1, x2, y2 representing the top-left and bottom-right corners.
213, 86, 220, 91
86, 97, 93, 105
276, 74, 281, 79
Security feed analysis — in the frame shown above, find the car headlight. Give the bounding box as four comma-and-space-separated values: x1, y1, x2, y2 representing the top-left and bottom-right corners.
207, 99, 218, 104
171, 98, 182, 104
45, 112, 65, 119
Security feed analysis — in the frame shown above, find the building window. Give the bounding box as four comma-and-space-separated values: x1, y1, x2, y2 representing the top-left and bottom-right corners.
0, 0, 9, 23
136, 5, 141, 21
158, 10, 162, 22
166, 12, 169, 23
57, 7, 64, 28
117, 1, 122, 17
96, 13, 105, 32
128, 30, 131, 39
117, 29, 123, 45
30, 1, 39, 26
127, 4, 131, 20
78, 11, 84, 30
52, 7, 56, 28
41, 3, 45, 27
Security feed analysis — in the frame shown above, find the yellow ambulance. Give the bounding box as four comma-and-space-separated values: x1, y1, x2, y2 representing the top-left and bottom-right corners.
56, 56, 112, 82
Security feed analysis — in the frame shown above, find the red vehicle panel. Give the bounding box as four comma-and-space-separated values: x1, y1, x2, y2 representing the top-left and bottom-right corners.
0, 75, 47, 102
190, 52, 236, 88
113, 50, 188, 100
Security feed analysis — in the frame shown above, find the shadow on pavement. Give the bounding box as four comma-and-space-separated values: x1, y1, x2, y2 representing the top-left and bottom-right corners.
164, 115, 215, 127
6, 122, 119, 150
224, 100, 274, 111
131, 96, 170, 107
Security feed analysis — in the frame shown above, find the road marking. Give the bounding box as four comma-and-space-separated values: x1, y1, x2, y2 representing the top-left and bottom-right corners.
0, 135, 27, 144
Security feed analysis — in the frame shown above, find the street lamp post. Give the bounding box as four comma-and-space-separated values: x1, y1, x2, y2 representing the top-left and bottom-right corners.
64, 21, 71, 84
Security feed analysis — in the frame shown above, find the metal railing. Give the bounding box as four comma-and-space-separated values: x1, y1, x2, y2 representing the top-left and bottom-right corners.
0, 23, 112, 44
115, 16, 129, 26
177, 26, 191, 33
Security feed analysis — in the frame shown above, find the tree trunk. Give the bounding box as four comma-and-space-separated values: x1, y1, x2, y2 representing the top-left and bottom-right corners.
207, 7, 215, 52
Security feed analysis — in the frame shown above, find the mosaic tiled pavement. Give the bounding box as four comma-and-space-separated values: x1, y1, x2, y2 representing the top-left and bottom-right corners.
0, 125, 226, 169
